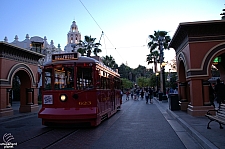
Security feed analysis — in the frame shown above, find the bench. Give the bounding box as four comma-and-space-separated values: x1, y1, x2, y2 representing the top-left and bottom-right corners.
205, 104, 225, 129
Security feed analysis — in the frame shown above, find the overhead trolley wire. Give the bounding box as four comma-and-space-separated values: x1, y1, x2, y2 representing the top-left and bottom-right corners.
79, 0, 125, 62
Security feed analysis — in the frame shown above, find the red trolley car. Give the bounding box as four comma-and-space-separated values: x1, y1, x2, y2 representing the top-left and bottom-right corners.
38, 52, 122, 126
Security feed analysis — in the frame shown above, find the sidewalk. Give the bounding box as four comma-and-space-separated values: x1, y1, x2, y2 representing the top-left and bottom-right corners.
0, 101, 40, 124
154, 97, 225, 149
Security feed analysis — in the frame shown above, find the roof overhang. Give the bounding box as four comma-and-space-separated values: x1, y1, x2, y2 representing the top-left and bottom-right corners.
169, 20, 225, 51
0, 41, 45, 58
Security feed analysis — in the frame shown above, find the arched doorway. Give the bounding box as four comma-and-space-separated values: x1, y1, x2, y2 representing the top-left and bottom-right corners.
211, 53, 225, 82
177, 58, 190, 110
11, 69, 33, 113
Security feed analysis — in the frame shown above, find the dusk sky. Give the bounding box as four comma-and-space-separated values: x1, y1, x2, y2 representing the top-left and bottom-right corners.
0, 0, 224, 69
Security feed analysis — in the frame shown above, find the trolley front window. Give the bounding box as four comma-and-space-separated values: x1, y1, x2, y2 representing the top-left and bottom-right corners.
44, 68, 52, 90
54, 64, 74, 90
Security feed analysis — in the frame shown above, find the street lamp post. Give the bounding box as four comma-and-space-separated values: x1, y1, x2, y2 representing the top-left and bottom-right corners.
156, 72, 159, 93
161, 62, 167, 96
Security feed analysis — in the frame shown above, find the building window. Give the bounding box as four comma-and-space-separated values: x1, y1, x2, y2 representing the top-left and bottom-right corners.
31, 42, 42, 53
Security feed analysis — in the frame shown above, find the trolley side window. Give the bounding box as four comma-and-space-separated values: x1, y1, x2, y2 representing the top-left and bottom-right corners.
77, 67, 93, 90
44, 68, 52, 90
54, 65, 74, 90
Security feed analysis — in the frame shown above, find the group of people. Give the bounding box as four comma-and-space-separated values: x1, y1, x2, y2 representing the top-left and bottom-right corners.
124, 87, 154, 104
209, 78, 225, 109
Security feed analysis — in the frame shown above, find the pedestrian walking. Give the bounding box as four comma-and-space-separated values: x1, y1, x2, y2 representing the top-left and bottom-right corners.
136, 89, 140, 100
130, 89, 134, 100
149, 88, 153, 104
145, 89, 149, 104
126, 90, 130, 100
140, 89, 144, 100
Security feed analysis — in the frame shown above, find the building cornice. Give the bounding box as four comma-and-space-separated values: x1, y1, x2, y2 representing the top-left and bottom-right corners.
169, 20, 225, 51
0, 42, 45, 65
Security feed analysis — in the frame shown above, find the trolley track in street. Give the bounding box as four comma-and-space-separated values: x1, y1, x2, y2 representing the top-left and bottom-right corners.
16, 128, 79, 149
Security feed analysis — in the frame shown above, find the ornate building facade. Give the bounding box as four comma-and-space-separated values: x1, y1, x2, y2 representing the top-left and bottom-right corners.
3, 20, 82, 64
3, 34, 62, 65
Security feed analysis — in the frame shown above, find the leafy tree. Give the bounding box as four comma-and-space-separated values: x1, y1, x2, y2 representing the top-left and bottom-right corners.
166, 72, 177, 89
134, 65, 147, 78
118, 63, 132, 80
121, 78, 133, 89
77, 35, 102, 56
146, 51, 160, 73
102, 55, 118, 69
149, 74, 157, 87
136, 77, 150, 87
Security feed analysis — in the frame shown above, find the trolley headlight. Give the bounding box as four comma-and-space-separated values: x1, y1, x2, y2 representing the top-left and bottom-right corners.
60, 94, 67, 102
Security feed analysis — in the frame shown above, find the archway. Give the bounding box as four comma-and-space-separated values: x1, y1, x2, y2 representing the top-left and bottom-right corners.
12, 69, 33, 113
8, 64, 39, 113
177, 59, 190, 110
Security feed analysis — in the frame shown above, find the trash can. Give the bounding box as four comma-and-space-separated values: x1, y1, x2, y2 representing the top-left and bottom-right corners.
158, 92, 163, 101
169, 93, 180, 111
162, 95, 168, 102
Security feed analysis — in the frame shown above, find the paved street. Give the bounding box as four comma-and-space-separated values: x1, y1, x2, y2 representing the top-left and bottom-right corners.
0, 95, 223, 149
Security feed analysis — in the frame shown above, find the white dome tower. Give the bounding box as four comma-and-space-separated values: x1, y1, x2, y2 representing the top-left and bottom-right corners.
64, 21, 82, 52
67, 21, 81, 44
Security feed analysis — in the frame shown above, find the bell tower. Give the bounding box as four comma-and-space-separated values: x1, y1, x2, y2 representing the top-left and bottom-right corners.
64, 21, 81, 52
67, 21, 81, 44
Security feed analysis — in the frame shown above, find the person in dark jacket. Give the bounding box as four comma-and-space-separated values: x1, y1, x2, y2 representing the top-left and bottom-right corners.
209, 82, 215, 108
215, 79, 225, 108
149, 88, 153, 104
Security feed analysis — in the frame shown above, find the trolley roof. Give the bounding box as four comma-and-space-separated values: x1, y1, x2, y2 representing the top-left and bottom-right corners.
43, 52, 120, 77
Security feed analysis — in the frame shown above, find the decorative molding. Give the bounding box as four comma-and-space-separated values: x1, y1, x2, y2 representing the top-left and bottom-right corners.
0, 63, 36, 86
0, 42, 44, 65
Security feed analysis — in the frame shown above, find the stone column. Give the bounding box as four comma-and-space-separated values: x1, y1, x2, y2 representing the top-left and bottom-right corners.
179, 82, 189, 110
179, 82, 187, 101
6, 88, 12, 108
187, 79, 213, 116
26, 88, 34, 105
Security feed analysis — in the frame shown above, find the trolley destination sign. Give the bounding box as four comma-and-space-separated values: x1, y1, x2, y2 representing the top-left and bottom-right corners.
52, 53, 78, 61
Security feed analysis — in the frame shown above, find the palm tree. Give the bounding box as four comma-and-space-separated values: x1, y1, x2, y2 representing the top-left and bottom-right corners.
148, 31, 171, 53
77, 35, 102, 56
147, 31, 171, 72
102, 55, 118, 69
146, 51, 160, 73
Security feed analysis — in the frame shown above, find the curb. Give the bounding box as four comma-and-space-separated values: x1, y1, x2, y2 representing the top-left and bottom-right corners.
0, 112, 38, 124
167, 109, 218, 149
